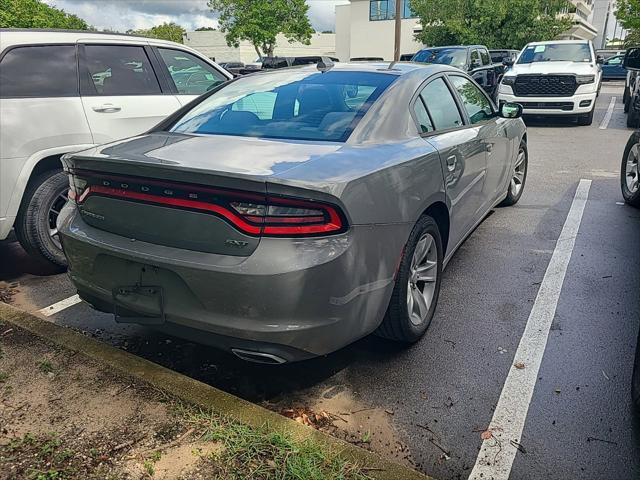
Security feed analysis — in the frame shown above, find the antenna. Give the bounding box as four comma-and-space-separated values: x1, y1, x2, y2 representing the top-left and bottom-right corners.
317, 56, 335, 72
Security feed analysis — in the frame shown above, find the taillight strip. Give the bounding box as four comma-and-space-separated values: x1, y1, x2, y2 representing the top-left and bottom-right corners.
81, 185, 262, 235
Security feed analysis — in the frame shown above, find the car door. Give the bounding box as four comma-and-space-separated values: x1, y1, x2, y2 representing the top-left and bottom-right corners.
78, 42, 182, 144
154, 47, 229, 106
603, 55, 626, 79
415, 75, 487, 249
448, 74, 511, 209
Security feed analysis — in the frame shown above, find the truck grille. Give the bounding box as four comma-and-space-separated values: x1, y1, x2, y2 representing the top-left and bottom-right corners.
513, 75, 578, 97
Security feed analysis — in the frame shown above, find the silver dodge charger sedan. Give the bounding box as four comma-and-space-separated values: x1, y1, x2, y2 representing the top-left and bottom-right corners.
58, 62, 527, 363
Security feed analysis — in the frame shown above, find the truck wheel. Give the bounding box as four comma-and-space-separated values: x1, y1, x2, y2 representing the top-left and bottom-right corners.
628, 103, 640, 128
621, 132, 640, 207
577, 107, 595, 126
14, 170, 69, 269
376, 215, 443, 343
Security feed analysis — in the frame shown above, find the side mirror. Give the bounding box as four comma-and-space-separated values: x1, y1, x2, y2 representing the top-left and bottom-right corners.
499, 102, 523, 119
596, 55, 604, 65
624, 48, 640, 71
503, 58, 514, 67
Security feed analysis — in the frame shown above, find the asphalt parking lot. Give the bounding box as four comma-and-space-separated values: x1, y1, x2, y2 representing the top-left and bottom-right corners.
1, 81, 639, 480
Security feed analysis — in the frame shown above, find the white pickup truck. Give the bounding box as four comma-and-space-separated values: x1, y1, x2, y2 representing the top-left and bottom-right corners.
498, 40, 602, 126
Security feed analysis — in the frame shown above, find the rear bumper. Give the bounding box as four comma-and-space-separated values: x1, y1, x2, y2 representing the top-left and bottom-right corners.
498, 89, 597, 115
58, 203, 409, 361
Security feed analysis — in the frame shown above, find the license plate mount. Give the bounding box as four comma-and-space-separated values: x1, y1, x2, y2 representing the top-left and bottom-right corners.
112, 285, 165, 325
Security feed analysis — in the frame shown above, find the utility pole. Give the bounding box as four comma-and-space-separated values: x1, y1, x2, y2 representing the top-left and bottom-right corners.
394, 0, 402, 61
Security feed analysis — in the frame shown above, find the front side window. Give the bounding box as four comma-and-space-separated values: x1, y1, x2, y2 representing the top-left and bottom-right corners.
470, 49, 480, 67
83, 45, 161, 96
0, 45, 77, 98
419, 77, 463, 130
170, 70, 396, 142
518, 43, 592, 64
605, 56, 623, 65
413, 48, 468, 70
158, 48, 227, 95
448, 75, 493, 125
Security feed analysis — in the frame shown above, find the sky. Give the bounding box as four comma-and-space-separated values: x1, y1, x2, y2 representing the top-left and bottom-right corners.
42, 0, 347, 33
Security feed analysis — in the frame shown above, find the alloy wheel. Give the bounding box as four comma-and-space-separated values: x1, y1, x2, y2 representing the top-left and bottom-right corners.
626, 144, 639, 194
48, 190, 68, 249
511, 148, 526, 197
407, 233, 438, 326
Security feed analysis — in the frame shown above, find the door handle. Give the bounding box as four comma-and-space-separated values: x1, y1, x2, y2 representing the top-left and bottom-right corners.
446, 155, 457, 172
92, 104, 121, 113
485, 143, 493, 153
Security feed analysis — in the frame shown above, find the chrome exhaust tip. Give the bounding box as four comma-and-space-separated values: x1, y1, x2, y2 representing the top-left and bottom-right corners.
231, 348, 287, 364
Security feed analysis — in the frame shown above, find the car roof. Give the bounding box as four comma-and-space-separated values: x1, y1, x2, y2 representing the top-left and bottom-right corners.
250, 61, 457, 77
526, 39, 590, 46
0, 28, 184, 49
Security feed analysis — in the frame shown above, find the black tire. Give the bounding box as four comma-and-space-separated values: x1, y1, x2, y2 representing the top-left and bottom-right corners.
633, 329, 640, 412
14, 170, 69, 269
628, 102, 640, 128
500, 141, 528, 207
621, 132, 640, 207
624, 87, 630, 113
376, 215, 443, 343
577, 107, 595, 126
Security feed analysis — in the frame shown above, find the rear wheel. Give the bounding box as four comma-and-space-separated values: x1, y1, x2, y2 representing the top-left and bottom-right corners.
621, 133, 640, 207
14, 170, 69, 269
376, 215, 443, 343
500, 142, 528, 207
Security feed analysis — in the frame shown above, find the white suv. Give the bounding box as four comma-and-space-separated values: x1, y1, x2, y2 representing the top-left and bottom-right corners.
0, 29, 232, 267
498, 40, 602, 126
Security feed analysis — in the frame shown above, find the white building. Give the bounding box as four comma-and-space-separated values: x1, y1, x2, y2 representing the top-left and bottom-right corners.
557, 0, 598, 41
183, 30, 336, 64
335, 0, 423, 61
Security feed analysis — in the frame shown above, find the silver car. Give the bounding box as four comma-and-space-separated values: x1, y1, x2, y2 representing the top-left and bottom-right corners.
58, 63, 527, 363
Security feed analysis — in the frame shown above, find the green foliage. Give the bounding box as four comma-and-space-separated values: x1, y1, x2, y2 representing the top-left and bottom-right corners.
0, 0, 88, 29
616, 0, 640, 47
196, 26, 216, 31
207, 0, 314, 57
129, 22, 186, 44
409, 0, 573, 49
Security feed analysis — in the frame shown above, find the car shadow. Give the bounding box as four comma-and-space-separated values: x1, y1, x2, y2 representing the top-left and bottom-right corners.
0, 238, 63, 280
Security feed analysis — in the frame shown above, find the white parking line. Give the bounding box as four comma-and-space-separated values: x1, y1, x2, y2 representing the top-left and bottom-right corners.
599, 96, 617, 130
38, 294, 82, 317
469, 179, 591, 480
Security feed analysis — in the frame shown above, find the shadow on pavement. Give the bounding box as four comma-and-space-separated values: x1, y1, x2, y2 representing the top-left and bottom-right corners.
0, 239, 62, 280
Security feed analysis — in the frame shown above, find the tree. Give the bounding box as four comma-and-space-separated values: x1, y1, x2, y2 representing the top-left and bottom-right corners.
196, 26, 216, 31
615, 0, 640, 47
409, 0, 573, 49
0, 0, 88, 29
207, 0, 314, 57
129, 22, 186, 43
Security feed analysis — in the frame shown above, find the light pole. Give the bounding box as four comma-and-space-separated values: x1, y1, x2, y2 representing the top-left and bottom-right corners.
394, 0, 402, 61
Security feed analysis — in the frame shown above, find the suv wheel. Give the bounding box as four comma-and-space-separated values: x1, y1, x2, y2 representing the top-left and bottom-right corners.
621, 133, 640, 207
15, 170, 69, 269
376, 215, 443, 343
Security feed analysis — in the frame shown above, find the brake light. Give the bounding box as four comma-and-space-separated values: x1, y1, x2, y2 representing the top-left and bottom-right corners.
72, 170, 347, 237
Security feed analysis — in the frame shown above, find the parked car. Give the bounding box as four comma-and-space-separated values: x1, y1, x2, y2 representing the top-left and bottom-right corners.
489, 49, 520, 66
219, 61, 245, 77
601, 54, 627, 80
596, 48, 626, 60
351, 57, 384, 62
498, 40, 602, 126
412, 45, 504, 98
58, 62, 527, 363
400, 53, 416, 61
623, 47, 640, 127
0, 29, 232, 268
619, 130, 640, 410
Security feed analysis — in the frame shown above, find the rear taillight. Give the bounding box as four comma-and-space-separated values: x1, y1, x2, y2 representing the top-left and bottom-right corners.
72, 170, 347, 237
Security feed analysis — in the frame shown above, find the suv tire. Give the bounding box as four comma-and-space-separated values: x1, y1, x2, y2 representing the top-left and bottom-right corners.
15, 170, 69, 269
376, 215, 443, 343
577, 107, 595, 126
621, 132, 640, 207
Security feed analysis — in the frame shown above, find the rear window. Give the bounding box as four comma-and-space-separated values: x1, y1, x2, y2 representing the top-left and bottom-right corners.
170, 70, 396, 142
0, 45, 77, 98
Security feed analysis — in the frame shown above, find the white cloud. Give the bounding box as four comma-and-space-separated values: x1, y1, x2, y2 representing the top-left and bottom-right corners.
42, 0, 343, 32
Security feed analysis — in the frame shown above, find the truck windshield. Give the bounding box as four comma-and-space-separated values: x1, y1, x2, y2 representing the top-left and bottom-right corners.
170, 70, 396, 142
518, 43, 592, 64
412, 48, 468, 69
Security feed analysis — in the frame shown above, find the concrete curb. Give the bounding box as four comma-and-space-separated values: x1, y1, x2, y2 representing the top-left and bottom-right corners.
0, 302, 432, 480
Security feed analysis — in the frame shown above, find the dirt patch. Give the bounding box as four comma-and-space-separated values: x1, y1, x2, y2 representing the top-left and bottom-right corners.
270, 385, 415, 469
0, 282, 19, 304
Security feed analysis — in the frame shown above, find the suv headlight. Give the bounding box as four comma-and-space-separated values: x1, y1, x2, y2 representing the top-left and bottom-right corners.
576, 75, 595, 85
501, 76, 516, 86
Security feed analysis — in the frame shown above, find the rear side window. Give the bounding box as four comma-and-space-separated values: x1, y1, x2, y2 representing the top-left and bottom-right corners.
82, 45, 161, 96
157, 48, 227, 95
419, 78, 463, 130
480, 49, 491, 65
413, 97, 434, 134
0, 45, 77, 98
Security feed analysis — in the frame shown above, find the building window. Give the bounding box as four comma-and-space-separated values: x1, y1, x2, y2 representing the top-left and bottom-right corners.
369, 0, 416, 21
